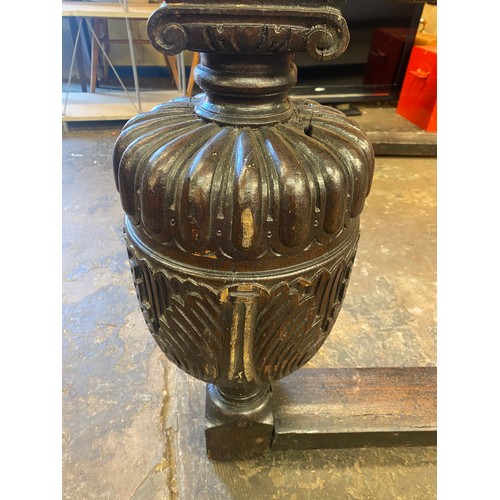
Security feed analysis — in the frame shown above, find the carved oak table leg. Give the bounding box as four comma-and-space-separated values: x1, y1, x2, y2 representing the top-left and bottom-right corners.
113, 0, 377, 460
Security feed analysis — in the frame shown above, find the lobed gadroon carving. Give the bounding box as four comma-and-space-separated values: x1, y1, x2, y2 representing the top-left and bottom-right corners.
126, 230, 358, 386
113, 97, 374, 260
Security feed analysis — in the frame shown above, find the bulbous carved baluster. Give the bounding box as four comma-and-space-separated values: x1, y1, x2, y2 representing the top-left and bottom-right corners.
113, 0, 374, 460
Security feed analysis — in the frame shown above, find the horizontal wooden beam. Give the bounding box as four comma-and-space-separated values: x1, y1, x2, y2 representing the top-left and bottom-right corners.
271, 367, 436, 451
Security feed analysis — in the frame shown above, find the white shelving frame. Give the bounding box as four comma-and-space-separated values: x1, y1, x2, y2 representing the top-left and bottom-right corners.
62, 1, 185, 121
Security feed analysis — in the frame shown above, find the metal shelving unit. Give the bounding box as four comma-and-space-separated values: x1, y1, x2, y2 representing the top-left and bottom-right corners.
62, 1, 186, 122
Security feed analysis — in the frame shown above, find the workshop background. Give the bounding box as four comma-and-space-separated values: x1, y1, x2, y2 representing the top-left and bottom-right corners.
5, 1, 496, 498
61, 2, 438, 497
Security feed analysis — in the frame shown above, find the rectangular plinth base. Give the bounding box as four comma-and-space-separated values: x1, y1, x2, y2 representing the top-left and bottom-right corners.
204, 367, 436, 460
204, 386, 274, 461
271, 367, 437, 451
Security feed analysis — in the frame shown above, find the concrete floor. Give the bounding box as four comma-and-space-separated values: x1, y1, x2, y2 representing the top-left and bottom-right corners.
62, 116, 436, 499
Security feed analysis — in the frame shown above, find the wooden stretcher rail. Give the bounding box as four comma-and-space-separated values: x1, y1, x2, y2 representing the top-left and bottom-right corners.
271, 367, 437, 451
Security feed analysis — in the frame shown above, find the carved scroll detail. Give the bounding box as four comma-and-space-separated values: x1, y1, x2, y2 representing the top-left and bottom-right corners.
146, 3, 349, 60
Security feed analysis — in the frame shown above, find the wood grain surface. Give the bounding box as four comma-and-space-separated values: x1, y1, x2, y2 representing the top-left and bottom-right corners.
272, 367, 436, 450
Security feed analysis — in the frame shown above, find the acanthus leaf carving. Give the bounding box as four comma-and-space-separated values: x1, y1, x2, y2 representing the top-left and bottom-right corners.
126, 234, 357, 386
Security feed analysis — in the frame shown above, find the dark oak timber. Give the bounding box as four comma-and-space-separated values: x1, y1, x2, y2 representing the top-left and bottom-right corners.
272, 367, 437, 451
111, 0, 433, 461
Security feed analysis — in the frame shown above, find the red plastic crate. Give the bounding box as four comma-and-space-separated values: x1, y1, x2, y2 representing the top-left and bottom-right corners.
396, 44, 437, 132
